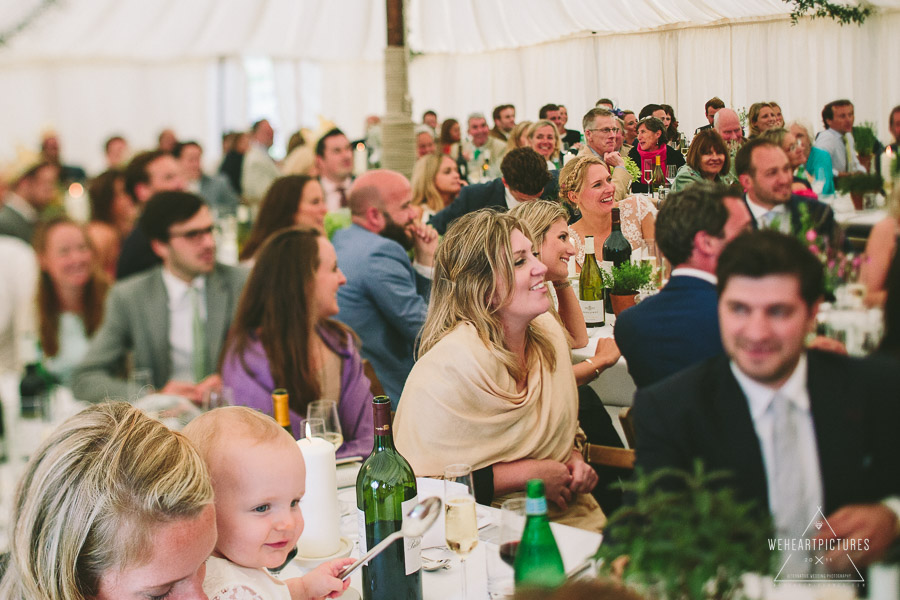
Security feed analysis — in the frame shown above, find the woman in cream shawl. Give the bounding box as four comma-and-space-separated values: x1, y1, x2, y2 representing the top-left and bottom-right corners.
393, 209, 605, 532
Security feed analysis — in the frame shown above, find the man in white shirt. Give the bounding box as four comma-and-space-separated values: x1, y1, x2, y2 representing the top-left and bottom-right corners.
615, 182, 751, 388
73, 192, 248, 404
634, 229, 900, 574
316, 128, 354, 212
241, 118, 280, 206
814, 99, 866, 176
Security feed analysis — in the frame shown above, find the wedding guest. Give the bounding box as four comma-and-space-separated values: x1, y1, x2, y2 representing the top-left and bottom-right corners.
219, 130, 249, 194
89, 169, 138, 238
439, 118, 461, 155
557, 105, 582, 149
714, 108, 745, 147
760, 127, 815, 193
184, 407, 353, 599
788, 120, 835, 195
242, 118, 280, 207
157, 128, 178, 154
411, 153, 462, 223
394, 210, 605, 532
876, 243, 900, 359
671, 129, 730, 192
103, 135, 129, 169
696, 96, 725, 134
415, 125, 436, 158
622, 111, 638, 154
491, 104, 516, 141
504, 121, 533, 154
239, 175, 327, 263
528, 119, 562, 169
40, 131, 86, 186
34, 218, 109, 384
659, 103, 681, 148
769, 101, 785, 128
814, 99, 866, 176
315, 128, 355, 212
0, 235, 38, 374
860, 186, 899, 307
175, 141, 240, 217
222, 227, 373, 458
627, 117, 685, 194
0, 402, 216, 599
577, 108, 631, 202
747, 102, 778, 138
0, 160, 58, 244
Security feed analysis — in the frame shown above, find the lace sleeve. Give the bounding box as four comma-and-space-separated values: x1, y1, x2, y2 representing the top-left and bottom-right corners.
568, 225, 585, 267
618, 195, 657, 249
209, 585, 268, 600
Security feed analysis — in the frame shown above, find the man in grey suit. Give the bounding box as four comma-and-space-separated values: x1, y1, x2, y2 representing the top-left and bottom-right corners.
73, 192, 248, 404
175, 141, 240, 217
577, 107, 631, 202
0, 161, 58, 243
333, 170, 438, 405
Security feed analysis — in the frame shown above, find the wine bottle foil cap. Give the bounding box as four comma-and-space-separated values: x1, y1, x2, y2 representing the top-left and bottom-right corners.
584, 236, 595, 255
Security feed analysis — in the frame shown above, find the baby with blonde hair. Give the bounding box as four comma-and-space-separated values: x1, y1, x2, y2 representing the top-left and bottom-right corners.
184, 406, 353, 600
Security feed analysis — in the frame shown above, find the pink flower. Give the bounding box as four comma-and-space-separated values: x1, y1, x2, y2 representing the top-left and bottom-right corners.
827, 260, 835, 269
809, 245, 819, 255
805, 230, 817, 242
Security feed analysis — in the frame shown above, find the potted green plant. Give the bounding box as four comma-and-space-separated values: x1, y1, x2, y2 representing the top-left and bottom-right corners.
596, 462, 774, 600
605, 261, 652, 315
852, 122, 878, 171
835, 171, 883, 210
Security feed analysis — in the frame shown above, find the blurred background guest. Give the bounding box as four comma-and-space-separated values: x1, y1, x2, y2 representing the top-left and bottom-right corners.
672, 129, 730, 192
411, 153, 462, 223
0, 235, 38, 374
414, 125, 436, 159
628, 117, 685, 194
218, 130, 249, 195
747, 101, 778, 138
175, 141, 240, 217
222, 227, 373, 458
769, 101, 785, 128
88, 169, 138, 238
787, 120, 835, 195
34, 217, 109, 384
157, 128, 178, 154
103, 135, 130, 169
505, 121, 533, 155
861, 186, 899, 307
0, 159, 58, 244
439, 118, 461, 155
660, 103, 681, 149
760, 127, 815, 194
40, 130, 86, 186
528, 119, 562, 170
239, 174, 327, 264
876, 245, 900, 360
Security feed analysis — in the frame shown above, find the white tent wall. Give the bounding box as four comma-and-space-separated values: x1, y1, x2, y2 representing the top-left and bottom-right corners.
407, 10, 900, 143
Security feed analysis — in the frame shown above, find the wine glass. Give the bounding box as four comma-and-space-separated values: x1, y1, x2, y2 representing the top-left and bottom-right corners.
202, 386, 234, 411
642, 157, 653, 189
444, 463, 477, 599
306, 400, 343, 450
666, 164, 677, 187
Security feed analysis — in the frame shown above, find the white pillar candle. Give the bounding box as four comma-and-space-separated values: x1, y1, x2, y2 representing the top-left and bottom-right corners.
882, 146, 894, 195
353, 142, 367, 176
296, 437, 342, 557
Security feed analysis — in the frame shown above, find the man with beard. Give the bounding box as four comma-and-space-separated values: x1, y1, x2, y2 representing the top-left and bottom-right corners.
73, 192, 248, 404
333, 170, 438, 405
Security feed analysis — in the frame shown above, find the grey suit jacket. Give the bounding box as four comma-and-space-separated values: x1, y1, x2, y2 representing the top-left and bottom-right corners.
0, 205, 34, 244
200, 173, 241, 217
72, 264, 249, 402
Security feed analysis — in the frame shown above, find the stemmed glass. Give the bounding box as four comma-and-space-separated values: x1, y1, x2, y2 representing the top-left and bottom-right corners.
306, 400, 343, 450
666, 164, 677, 188
642, 158, 653, 189
444, 464, 477, 599
298, 417, 326, 440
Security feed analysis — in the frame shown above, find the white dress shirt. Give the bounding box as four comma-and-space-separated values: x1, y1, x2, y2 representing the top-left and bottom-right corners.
321, 175, 353, 213
161, 269, 206, 383
814, 128, 865, 175
745, 194, 790, 233
730, 355, 824, 529
669, 267, 717, 285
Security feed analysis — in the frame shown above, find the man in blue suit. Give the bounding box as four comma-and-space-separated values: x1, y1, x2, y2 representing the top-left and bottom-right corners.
333, 170, 438, 405
428, 147, 553, 235
615, 182, 751, 388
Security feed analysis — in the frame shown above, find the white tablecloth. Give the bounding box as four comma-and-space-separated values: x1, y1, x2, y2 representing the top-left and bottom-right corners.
570, 314, 637, 409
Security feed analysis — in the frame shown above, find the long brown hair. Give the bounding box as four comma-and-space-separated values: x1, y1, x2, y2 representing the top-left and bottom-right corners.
33, 217, 109, 358
239, 174, 312, 261
225, 226, 352, 417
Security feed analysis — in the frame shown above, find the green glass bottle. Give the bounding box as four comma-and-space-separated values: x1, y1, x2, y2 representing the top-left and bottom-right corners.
578, 236, 605, 329
514, 479, 566, 590
356, 396, 422, 600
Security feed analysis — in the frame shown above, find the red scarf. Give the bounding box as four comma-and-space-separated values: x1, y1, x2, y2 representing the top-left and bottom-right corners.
636, 144, 667, 184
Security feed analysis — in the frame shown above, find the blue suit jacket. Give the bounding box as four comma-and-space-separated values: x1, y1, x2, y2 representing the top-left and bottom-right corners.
614, 274, 722, 389
333, 224, 429, 405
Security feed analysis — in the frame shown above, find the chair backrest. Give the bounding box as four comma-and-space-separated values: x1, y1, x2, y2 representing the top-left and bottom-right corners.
618, 407, 636, 449
585, 444, 635, 470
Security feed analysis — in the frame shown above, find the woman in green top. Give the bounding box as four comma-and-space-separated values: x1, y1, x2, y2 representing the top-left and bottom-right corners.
671, 129, 731, 193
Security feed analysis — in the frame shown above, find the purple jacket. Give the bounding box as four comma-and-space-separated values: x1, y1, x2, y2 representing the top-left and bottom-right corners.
222, 326, 374, 458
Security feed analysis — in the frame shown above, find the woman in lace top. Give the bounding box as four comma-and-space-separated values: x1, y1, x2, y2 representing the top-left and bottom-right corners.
560, 155, 656, 268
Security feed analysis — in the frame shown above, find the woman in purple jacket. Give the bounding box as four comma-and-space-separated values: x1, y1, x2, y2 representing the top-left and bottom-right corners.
221, 226, 373, 457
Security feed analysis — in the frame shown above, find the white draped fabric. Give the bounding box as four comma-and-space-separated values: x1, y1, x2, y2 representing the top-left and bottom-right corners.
0, 0, 898, 173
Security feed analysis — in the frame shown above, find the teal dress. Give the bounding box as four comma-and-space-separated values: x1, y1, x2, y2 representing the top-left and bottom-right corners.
671, 165, 722, 192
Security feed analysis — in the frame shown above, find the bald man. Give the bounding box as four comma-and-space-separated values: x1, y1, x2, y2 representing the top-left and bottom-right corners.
332, 170, 438, 406
714, 108, 745, 184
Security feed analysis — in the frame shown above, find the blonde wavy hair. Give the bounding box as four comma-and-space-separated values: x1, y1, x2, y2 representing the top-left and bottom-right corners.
558, 154, 604, 208
509, 199, 569, 250
418, 209, 556, 381
747, 102, 774, 138
505, 121, 533, 154
411, 154, 448, 213
0, 402, 213, 600
527, 119, 561, 162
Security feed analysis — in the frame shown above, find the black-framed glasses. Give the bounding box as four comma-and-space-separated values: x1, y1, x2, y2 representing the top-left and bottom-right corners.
587, 127, 617, 135
169, 225, 215, 243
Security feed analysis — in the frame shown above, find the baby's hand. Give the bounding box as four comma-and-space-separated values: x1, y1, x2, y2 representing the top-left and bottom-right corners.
286, 558, 355, 600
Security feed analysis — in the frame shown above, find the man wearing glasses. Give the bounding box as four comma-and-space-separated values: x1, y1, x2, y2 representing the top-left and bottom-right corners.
74, 192, 248, 404
578, 107, 632, 202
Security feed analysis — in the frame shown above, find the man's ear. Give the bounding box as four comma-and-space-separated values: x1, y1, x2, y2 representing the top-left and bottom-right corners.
150, 239, 168, 261
366, 205, 384, 230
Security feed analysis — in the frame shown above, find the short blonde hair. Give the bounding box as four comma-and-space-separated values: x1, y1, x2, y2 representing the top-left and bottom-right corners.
419, 209, 556, 381
183, 405, 290, 466
0, 402, 212, 600
527, 119, 561, 162
558, 155, 604, 207
411, 154, 447, 213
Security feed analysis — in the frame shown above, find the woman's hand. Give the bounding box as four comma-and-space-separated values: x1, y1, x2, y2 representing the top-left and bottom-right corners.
565, 449, 598, 494
592, 338, 621, 371
530, 459, 574, 511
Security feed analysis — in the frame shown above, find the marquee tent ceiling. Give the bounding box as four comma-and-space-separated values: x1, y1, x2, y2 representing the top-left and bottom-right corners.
1, 0, 897, 63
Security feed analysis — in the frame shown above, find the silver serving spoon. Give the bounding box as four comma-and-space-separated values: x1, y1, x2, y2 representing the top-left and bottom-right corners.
339, 496, 442, 581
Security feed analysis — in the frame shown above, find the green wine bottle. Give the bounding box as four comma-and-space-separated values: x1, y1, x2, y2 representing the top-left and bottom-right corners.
651, 155, 665, 195
356, 396, 422, 600
602, 207, 632, 267
514, 479, 566, 590
578, 236, 605, 329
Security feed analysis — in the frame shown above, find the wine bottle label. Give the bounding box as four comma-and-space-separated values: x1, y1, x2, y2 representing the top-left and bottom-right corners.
579, 300, 605, 325
357, 508, 367, 554
401, 496, 422, 575
526, 496, 547, 515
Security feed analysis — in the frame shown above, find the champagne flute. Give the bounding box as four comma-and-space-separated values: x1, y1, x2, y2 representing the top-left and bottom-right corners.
444, 463, 477, 600
306, 400, 343, 450
666, 164, 677, 187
